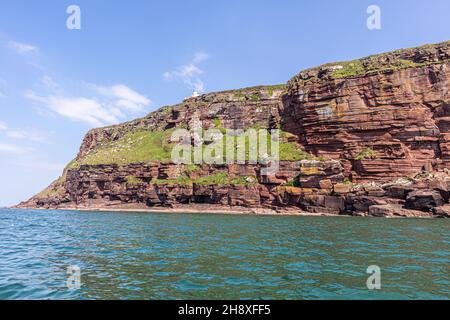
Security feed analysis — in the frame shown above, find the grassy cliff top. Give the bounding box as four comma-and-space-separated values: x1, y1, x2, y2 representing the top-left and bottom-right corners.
290, 40, 450, 84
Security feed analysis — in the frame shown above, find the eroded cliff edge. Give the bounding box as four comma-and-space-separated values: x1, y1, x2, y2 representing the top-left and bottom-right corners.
18, 41, 450, 217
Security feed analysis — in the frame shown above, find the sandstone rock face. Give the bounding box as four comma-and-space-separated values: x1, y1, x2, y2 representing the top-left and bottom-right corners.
18, 41, 450, 218
284, 41, 450, 182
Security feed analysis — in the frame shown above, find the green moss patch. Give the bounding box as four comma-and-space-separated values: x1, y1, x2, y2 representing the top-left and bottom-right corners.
126, 176, 141, 185
194, 172, 257, 186
194, 172, 229, 185
355, 147, 377, 161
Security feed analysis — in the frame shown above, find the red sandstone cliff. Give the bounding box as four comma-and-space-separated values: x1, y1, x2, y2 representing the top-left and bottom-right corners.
17, 41, 450, 217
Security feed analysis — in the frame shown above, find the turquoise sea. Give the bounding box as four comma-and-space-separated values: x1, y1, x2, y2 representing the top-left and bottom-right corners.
0, 208, 448, 300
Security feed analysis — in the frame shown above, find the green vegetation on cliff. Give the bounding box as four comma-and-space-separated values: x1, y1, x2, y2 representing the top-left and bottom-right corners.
152, 172, 258, 186
355, 147, 377, 161
75, 130, 174, 166
70, 128, 313, 167
126, 176, 141, 185
194, 172, 229, 185
331, 57, 421, 79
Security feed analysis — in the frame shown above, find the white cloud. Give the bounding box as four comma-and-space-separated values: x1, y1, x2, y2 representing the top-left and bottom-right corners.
26, 82, 151, 127
0, 143, 29, 154
26, 74, 151, 127
7, 41, 38, 55
26, 92, 118, 127
163, 51, 209, 93
90, 84, 151, 113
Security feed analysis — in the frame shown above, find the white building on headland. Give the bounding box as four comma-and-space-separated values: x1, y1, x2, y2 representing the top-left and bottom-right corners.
184, 91, 201, 101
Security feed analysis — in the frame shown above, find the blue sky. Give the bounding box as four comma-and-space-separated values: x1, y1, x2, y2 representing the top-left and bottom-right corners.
0, 0, 449, 206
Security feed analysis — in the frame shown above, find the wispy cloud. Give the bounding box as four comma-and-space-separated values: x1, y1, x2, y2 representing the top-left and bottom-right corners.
5, 39, 44, 70
26, 80, 151, 127
0, 143, 30, 154
0, 122, 35, 154
89, 84, 151, 113
6, 130, 46, 142
163, 51, 209, 93
0, 122, 47, 143
6, 40, 38, 55
40, 75, 62, 93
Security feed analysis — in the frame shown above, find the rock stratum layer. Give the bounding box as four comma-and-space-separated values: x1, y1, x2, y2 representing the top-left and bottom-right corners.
18, 41, 450, 217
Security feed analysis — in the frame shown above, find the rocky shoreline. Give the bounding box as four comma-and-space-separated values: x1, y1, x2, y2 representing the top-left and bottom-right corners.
16, 169, 450, 218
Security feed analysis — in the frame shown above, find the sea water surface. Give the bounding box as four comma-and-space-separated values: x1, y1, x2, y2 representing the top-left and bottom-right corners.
0, 208, 448, 300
